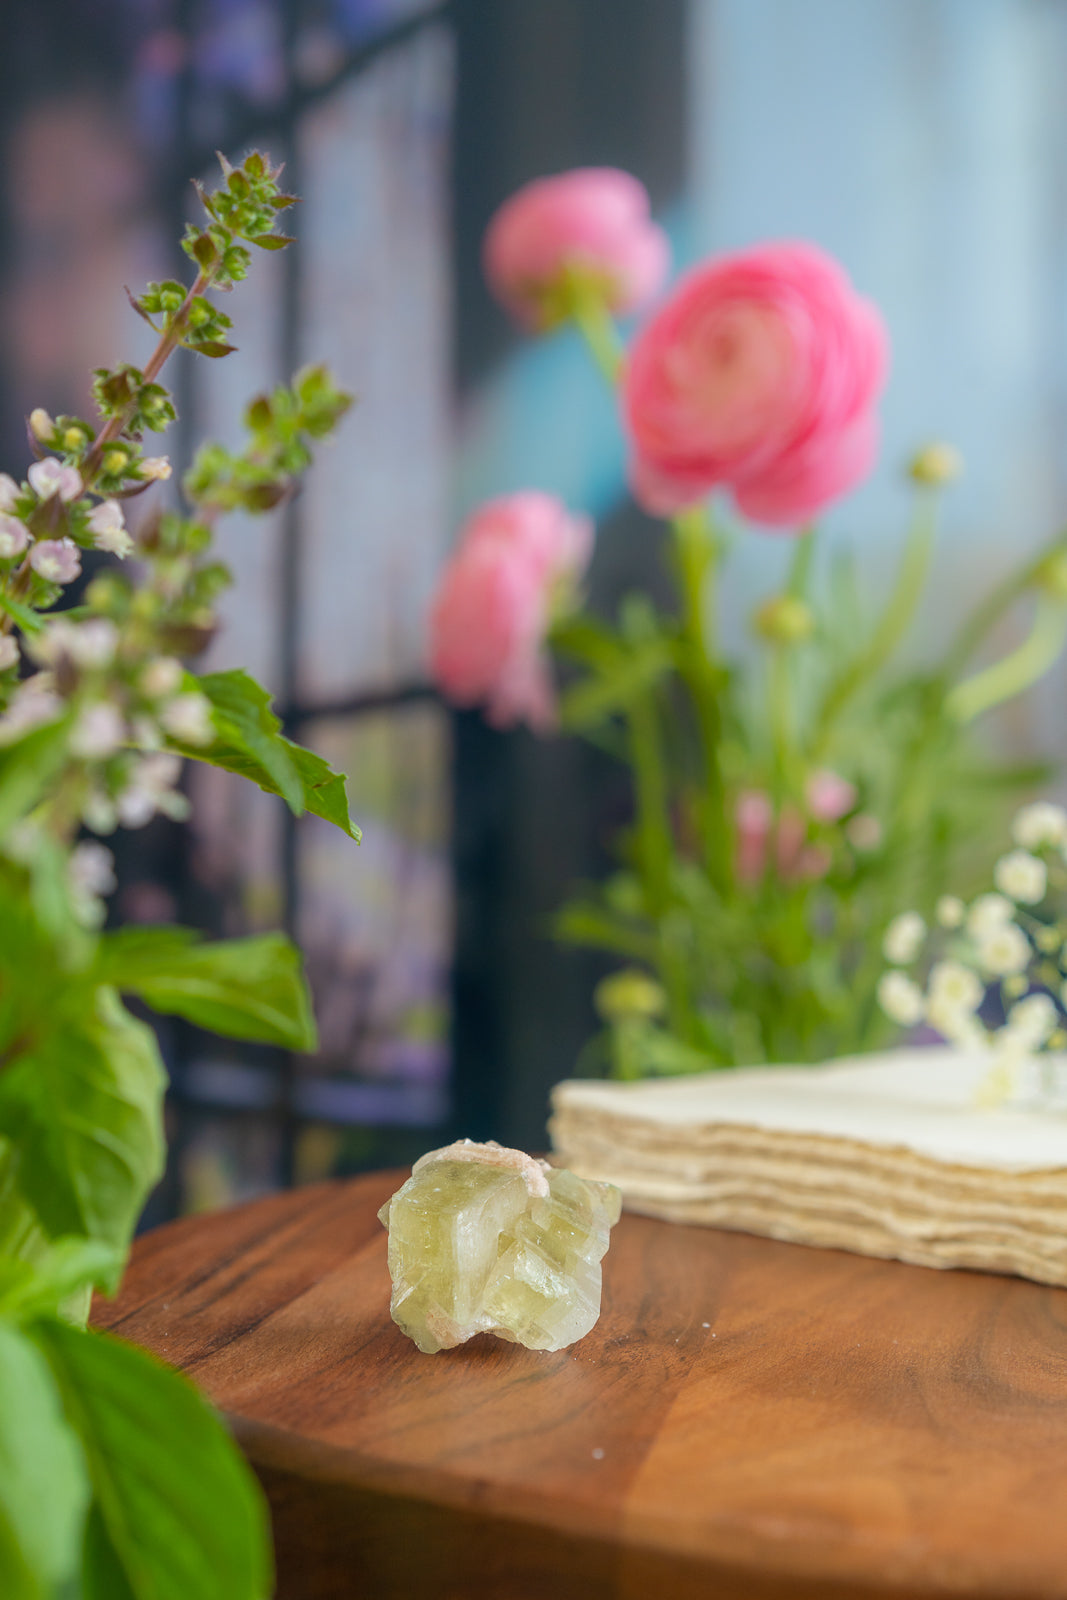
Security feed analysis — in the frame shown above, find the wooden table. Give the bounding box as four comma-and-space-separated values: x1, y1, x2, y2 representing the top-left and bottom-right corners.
94, 1169, 1067, 1600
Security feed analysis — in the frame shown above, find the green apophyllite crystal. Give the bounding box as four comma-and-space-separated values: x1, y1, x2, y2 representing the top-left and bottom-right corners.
378, 1139, 621, 1354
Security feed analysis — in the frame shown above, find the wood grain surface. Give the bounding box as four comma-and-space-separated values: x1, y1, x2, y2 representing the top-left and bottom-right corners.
93, 1170, 1067, 1600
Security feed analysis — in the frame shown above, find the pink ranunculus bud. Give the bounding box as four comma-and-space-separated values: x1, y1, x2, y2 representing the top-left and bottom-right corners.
428, 492, 594, 732
29, 537, 81, 583
735, 789, 773, 885
806, 768, 857, 823
27, 458, 82, 503
623, 241, 888, 528
484, 168, 670, 330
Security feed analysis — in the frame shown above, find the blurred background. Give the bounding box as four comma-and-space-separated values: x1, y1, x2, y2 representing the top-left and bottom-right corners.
3, 0, 1067, 1218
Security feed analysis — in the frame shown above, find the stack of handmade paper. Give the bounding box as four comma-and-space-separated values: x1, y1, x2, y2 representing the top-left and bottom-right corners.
549, 1048, 1067, 1287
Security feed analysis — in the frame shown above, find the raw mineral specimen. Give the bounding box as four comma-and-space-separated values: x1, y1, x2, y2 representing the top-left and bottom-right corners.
378, 1139, 621, 1354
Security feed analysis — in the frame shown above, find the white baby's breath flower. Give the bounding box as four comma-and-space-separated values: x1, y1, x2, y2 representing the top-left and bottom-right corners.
1013, 801, 1067, 851
70, 703, 126, 760
0, 473, 20, 512
975, 922, 1031, 978
967, 893, 1014, 938
87, 498, 133, 558
158, 692, 213, 746
27, 458, 81, 503
883, 911, 926, 965
928, 959, 984, 1015
139, 656, 184, 699
0, 514, 29, 558
877, 971, 924, 1027
994, 849, 1047, 905
1003, 992, 1058, 1049
139, 456, 172, 482
936, 895, 965, 929
0, 637, 18, 673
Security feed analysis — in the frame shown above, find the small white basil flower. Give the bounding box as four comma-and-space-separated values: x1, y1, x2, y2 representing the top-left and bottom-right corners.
28, 408, 55, 442
0, 678, 64, 743
69, 840, 117, 898
138, 456, 172, 482
1012, 800, 1067, 851
966, 893, 1014, 938
87, 498, 133, 558
0, 637, 18, 672
877, 971, 924, 1027
116, 751, 186, 828
29, 538, 81, 584
32, 618, 118, 671
994, 849, 1047, 905
936, 895, 965, 929
0, 473, 20, 512
0, 515, 29, 558
975, 922, 1031, 978
159, 691, 214, 746
882, 911, 926, 965
27, 458, 82, 503
70, 703, 126, 760
139, 656, 185, 699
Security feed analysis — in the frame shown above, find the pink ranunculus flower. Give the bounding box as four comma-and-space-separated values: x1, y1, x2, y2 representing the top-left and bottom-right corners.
429, 492, 594, 731
623, 241, 888, 528
483, 169, 670, 330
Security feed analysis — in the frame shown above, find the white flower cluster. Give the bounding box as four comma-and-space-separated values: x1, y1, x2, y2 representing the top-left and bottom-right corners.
876, 800, 1067, 1103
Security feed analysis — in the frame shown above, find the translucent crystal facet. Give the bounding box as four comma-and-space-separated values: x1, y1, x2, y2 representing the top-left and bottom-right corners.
378, 1140, 621, 1354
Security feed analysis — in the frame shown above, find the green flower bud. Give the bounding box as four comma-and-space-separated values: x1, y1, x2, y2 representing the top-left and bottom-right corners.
29, 408, 55, 442
594, 968, 667, 1023
1036, 550, 1067, 601
752, 594, 815, 646
103, 449, 129, 476
908, 442, 963, 487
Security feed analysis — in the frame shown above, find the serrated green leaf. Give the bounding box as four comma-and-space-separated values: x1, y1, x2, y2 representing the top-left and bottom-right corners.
0, 1319, 89, 1600
32, 1320, 272, 1600
97, 927, 317, 1051
174, 669, 360, 840
0, 989, 165, 1250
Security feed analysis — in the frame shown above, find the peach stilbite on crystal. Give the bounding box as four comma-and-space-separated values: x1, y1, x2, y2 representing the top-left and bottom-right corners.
378, 1140, 621, 1355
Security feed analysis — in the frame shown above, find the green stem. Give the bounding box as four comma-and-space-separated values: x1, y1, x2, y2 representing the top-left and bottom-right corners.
810, 488, 938, 759
945, 595, 1067, 723
569, 293, 625, 384
627, 690, 672, 916
671, 505, 728, 890
769, 646, 792, 803
940, 532, 1067, 681
786, 526, 816, 598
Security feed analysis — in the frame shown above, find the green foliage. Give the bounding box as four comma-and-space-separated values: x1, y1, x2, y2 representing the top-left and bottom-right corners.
29, 1319, 272, 1600
0, 1320, 88, 1600
0, 149, 360, 1600
97, 927, 318, 1050
174, 669, 362, 840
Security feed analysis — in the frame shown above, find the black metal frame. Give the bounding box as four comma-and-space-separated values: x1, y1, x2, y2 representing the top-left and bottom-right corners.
158, 0, 454, 1206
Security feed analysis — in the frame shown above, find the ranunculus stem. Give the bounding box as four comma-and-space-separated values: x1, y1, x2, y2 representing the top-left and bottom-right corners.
671, 505, 728, 890
945, 594, 1067, 723
940, 530, 1067, 681
569, 293, 624, 384
810, 486, 938, 758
